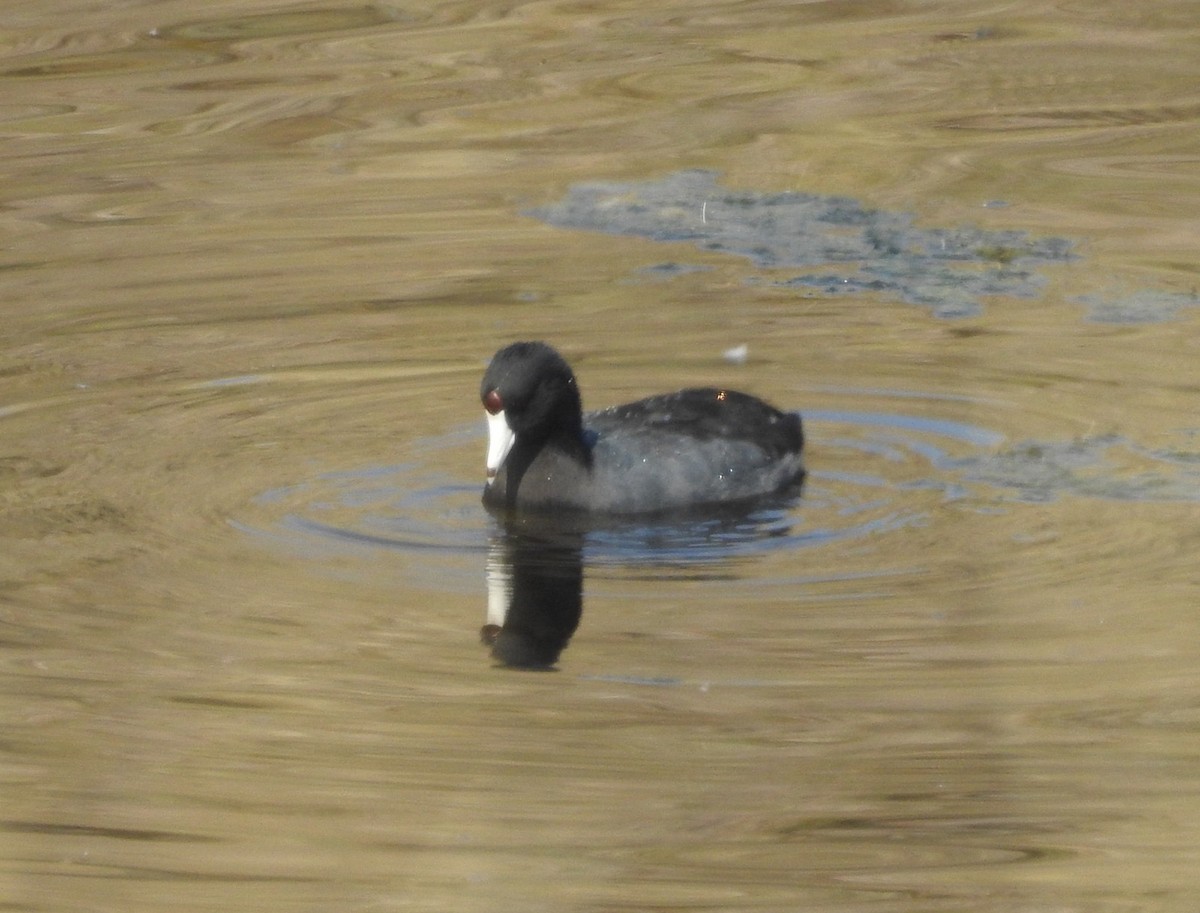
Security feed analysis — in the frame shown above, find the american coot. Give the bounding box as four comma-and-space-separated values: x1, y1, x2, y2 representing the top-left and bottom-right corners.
480, 342, 804, 514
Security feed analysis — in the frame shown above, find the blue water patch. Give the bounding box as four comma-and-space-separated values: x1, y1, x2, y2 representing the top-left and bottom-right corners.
633, 261, 713, 279
951, 433, 1200, 503
526, 170, 1076, 319
1077, 290, 1200, 324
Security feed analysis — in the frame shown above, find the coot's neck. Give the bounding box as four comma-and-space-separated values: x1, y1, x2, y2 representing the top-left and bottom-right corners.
533, 376, 591, 468
532, 413, 592, 469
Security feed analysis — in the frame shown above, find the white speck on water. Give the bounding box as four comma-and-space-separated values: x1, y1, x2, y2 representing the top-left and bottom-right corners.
723, 344, 748, 364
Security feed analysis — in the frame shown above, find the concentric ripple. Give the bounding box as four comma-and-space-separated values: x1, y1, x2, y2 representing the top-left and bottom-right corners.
234, 405, 1007, 587
233, 392, 1200, 592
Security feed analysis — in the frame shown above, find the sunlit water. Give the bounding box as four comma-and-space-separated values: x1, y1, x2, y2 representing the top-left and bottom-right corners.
3, 1, 1200, 911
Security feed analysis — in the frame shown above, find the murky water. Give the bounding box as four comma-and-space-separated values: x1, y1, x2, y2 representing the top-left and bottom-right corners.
3, 1, 1199, 910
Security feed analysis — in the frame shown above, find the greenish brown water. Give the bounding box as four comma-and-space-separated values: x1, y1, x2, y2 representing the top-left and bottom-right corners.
3, 1, 1199, 910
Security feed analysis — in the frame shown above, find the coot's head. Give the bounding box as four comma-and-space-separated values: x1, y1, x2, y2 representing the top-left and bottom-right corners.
480, 342, 583, 480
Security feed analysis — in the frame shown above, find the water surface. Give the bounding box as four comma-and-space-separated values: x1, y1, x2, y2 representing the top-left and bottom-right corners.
3, 1, 1199, 911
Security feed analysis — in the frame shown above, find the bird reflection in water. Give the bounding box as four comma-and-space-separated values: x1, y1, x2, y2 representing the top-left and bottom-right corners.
478, 496, 805, 669
482, 521, 584, 669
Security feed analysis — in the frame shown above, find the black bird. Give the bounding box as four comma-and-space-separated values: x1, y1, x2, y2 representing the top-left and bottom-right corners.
480, 342, 803, 514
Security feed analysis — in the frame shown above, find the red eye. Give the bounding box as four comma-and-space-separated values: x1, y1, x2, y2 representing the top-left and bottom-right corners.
483, 389, 504, 415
